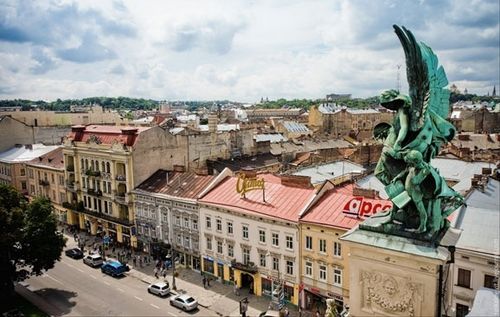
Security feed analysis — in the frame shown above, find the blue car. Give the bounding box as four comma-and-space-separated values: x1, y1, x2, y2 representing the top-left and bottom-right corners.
101, 260, 127, 277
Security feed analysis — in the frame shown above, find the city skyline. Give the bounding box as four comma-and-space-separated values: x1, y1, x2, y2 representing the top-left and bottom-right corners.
0, 0, 499, 102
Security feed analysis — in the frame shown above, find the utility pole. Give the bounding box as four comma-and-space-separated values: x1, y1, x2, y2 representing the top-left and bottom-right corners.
172, 250, 177, 290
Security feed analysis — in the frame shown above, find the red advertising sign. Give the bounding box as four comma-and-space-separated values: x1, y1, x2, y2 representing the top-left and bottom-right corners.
342, 197, 391, 218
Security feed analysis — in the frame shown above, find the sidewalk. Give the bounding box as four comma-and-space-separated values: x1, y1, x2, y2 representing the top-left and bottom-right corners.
64, 228, 300, 317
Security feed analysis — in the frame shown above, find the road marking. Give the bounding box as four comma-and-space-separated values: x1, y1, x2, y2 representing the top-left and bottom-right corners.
90, 275, 97, 280
77, 268, 84, 273
134, 296, 143, 301
150, 304, 160, 309
63, 261, 76, 269
117, 288, 125, 293
45, 274, 64, 285
167, 312, 176, 316
103, 281, 110, 285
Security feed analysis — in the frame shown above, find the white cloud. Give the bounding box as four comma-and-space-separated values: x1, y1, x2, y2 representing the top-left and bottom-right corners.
0, 0, 498, 101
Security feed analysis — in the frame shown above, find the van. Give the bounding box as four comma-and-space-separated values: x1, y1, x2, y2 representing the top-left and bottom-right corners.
83, 254, 103, 267
101, 260, 127, 277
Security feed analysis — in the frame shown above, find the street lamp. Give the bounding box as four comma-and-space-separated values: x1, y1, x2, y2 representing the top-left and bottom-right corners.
171, 250, 177, 290
240, 297, 249, 317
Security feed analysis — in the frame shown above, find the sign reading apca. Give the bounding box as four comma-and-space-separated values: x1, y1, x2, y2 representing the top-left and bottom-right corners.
343, 197, 391, 218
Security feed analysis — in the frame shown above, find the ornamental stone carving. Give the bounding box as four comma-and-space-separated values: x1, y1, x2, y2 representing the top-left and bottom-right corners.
360, 270, 422, 316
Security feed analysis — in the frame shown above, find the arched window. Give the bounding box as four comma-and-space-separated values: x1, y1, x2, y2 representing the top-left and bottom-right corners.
85, 159, 88, 170
106, 162, 111, 173
102, 161, 105, 172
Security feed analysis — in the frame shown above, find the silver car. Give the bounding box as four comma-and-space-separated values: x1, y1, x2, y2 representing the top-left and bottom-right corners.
169, 294, 198, 311
148, 281, 170, 297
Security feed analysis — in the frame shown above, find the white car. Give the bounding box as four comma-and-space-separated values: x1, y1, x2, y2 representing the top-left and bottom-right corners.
148, 281, 170, 297
83, 254, 103, 267
169, 294, 198, 311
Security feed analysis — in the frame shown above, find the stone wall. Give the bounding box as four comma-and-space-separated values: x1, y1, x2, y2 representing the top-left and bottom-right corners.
0, 116, 34, 152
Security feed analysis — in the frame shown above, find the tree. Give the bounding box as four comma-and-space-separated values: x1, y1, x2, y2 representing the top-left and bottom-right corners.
0, 185, 66, 308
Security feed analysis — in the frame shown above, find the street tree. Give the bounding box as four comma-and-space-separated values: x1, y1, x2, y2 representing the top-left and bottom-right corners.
0, 185, 66, 308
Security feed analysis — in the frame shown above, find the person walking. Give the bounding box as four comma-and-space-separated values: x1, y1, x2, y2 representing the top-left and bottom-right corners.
162, 269, 167, 279
202, 277, 207, 289
234, 281, 240, 296
133, 256, 137, 267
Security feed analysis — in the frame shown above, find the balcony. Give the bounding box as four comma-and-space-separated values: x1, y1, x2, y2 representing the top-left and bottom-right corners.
87, 188, 103, 197
115, 175, 127, 182
85, 169, 101, 177
80, 208, 134, 227
231, 259, 258, 274
62, 201, 85, 212
114, 193, 127, 205
66, 181, 77, 192
39, 179, 50, 186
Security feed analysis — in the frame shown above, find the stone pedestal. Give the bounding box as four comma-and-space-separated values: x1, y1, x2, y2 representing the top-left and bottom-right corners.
341, 220, 460, 317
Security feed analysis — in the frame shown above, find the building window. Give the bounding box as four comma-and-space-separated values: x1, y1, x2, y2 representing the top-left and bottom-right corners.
286, 235, 293, 250
305, 261, 313, 277
319, 265, 327, 281
227, 221, 233, 234
260, 253, 266, 267
59, 192, 66, 203
51, 174, 55, 183
242, 225, 249, 240
319, 239, 326, 253
273, 257, 279, 271
206, 237, 212, 250
259, 229, 266, 243
484, 274, 498, 289
184, 236, 190, 248
216, 219, 222, 232
206, 216, 211, 229
176, 235, 181, 244
286, 260, 294, 275
217, 241, 223, 254
21, 181, 27, 190
456, 303, 469, 317
333, 267, 342, 286
457, 268, 471, 288
242, 248, 250, 265
192, 219, 198, 230
28, 169, 33, 178
20, 168, 25, 176
30, 185, 35, 195
272, 233, 279, 247
58, 175, 64, 185
184, 217, 189, 228
305, 236, 312, 250
334, 242, 342, 257
228, 244, 234, 257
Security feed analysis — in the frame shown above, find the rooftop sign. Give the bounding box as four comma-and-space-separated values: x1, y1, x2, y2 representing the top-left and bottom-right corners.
343, 197, 391, 218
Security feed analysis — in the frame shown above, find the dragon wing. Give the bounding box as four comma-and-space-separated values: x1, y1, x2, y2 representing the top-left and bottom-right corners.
394, 25, 450, 131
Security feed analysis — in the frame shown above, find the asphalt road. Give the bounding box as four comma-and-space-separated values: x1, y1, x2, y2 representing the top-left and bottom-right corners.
25, 247, 217, 316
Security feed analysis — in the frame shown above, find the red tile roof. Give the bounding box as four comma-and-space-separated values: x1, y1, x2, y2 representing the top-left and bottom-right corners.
26, 147, 64, 170
301, 184, 392, 230
200, 173, 316, 222
68, 125, 151, 146
136, 170, 214, 199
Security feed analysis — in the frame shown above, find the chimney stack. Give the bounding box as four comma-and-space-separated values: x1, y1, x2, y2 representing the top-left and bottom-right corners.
71, 125, 86, 142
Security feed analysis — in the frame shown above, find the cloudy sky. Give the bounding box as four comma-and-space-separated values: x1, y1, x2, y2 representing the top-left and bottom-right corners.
0, 0, 498, 102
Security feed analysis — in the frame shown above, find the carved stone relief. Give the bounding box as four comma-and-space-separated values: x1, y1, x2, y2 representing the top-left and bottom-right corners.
360, 270, 423, 316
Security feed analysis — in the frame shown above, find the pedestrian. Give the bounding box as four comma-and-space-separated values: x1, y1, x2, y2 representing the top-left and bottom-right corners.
249, 281, 253, 294
203, 277, 207, 289
162, 269, 167, 279
234, 281, 240, 296
316, 310, 321, 317
154, 267, 159, 279
207, 277, 210, 287
284, 307, 290, 317
133, 256, 137, 267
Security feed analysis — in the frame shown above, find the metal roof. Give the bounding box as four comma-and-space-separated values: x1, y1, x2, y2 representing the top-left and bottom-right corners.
254, 134, 287, 143
453, 178, 500, 255
468, 288, 500, 317
282, 121, 310, 133
0, 144, 60, 163
26, 147, 64, 170
135, 170, 214, 200
200, 174, 315, 222
356, 174, 388, 199
198, 124, 240, 132
292, 160, 366, 185
301, 184, 391, 230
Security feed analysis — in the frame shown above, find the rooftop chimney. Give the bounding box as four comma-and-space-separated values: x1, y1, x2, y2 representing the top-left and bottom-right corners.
280, 174, 312, 188
71, 125, 86, 142
121, 127, 139, 146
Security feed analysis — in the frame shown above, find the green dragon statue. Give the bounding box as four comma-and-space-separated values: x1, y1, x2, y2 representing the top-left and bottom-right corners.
363, 25, 464, 242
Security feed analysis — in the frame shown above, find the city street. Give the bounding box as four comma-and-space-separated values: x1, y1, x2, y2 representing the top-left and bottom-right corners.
24, 248, 216, 316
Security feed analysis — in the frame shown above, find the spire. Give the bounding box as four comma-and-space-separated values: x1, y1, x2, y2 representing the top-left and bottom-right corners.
493, 85, 496, 97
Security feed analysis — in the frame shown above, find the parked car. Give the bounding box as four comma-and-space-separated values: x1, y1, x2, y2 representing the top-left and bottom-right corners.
169, 294, 198, 311
148, 281, 170, 297
83, 254, 103, 267
101, 260, 127, 277
65, 248, 84, 259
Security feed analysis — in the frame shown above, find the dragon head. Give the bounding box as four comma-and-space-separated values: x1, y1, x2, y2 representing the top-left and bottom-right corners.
379, 89, 411, 111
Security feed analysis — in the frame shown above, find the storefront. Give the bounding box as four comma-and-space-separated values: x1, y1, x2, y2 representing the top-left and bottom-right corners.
303, 287, 344, 315
202, 255, 215, 276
